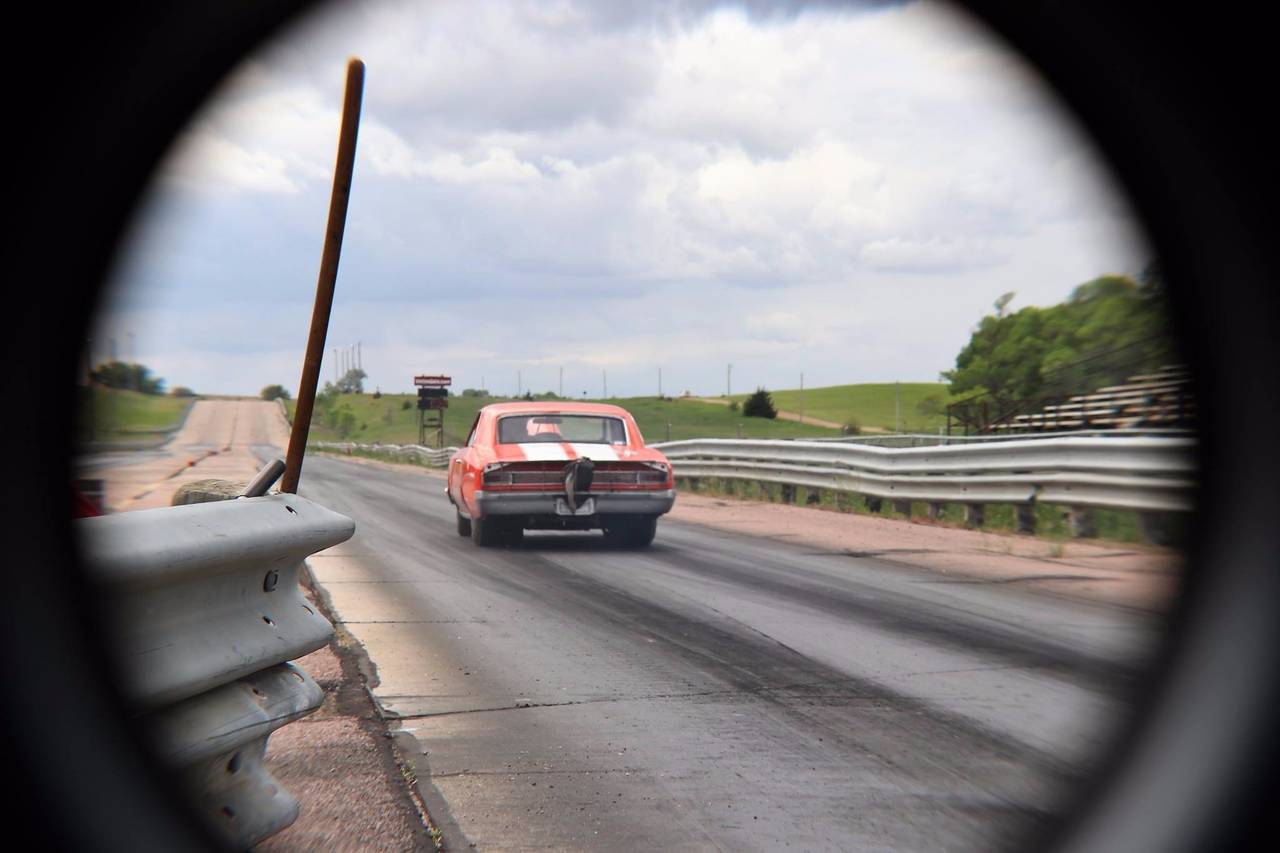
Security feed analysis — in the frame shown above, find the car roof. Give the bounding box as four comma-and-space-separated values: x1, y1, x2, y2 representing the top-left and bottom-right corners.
480, 401, 634, 418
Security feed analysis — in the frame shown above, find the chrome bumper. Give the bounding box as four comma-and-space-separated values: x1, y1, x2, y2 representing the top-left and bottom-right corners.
474, 489, 676, 518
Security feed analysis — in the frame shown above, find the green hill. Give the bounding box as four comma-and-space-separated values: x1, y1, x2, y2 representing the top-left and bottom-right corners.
294, 392, 844, 447
77, 387, 195, 444
729, 382, 951, 433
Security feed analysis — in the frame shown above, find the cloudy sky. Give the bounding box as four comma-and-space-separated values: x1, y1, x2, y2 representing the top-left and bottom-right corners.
95, 0, 1148, 398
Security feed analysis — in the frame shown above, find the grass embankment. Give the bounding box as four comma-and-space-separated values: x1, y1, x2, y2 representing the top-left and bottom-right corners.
77, 387, 195, 444
677, 477, 1159, 545
293, 392, 844, 447
727, 382, 951, 433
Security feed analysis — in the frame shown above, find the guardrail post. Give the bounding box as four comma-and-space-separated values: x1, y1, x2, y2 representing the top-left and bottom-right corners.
866, 496, 883, 514
925, 501, 944, 520
1067, 506, 1097, 538
780, 484, 795, 504
1016, 502, 1037, 535
892, 499, 911, 517
1138, 511, 1179, 546
964, 504, 985, 529
805, 489, 821, 506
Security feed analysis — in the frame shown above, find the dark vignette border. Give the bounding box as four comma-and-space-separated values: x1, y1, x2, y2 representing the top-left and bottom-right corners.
2, 2, 1275, 850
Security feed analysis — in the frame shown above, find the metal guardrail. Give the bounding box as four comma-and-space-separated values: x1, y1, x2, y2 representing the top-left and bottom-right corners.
808, 427, 1197, 447
78, 493, 355, 847
314, 441, 458, 467
653, 435, 1196, 512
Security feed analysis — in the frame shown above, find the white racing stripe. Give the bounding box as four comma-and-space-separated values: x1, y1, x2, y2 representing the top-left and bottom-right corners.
569, 444, 619, 461
516, 443, 569, 461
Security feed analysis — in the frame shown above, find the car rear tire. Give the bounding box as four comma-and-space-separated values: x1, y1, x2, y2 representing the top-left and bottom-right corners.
456, 509, 471, 537
472, 515, 520, 547
471, 515, 501, 547
603, 514, 657, 548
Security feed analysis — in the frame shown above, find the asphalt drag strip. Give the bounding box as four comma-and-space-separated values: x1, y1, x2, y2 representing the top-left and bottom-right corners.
299, 455, 1163, 851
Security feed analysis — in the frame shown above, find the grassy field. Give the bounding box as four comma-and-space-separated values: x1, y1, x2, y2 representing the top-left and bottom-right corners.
77, 387, 195, 443
293, 392, 844, 447
727, 382, 951, 433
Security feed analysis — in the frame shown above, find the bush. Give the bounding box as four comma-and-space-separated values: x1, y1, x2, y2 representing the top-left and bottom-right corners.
743, 388, 778, 419
170, 386, 196, 397
401, 399, 412, 410
91, 361, 165, 394
728, 400, 740, 413
842, 420, 861, 435
260, 384, 291, 401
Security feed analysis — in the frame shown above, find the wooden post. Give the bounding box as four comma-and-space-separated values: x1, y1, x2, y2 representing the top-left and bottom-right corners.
964, 504, 985, 529
1016, 502, 1037, 535
281, 59, 365, 494
1068, 506, 1097, 539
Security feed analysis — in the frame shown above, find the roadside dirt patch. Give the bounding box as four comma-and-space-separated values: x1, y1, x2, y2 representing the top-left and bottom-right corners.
668, 492, 1180, 612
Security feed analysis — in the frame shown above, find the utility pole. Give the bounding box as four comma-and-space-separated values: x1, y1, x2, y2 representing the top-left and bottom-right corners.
357, 340, 361, 371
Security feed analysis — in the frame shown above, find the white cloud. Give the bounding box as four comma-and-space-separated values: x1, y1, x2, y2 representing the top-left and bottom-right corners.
859, 236, 1006, 272
161, 134, 302, 194
102, 0, 1152, 397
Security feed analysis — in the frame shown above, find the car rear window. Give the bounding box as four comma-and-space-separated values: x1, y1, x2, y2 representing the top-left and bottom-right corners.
497, 414, 627, 445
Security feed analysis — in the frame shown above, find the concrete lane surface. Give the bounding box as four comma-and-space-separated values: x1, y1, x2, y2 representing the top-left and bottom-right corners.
298, 454, 1166, 851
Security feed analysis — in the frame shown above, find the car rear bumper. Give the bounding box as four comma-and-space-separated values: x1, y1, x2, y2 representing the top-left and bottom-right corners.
474, 489, 676, 518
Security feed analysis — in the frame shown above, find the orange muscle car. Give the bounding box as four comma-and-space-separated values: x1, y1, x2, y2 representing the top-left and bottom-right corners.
446, 402, 675, 547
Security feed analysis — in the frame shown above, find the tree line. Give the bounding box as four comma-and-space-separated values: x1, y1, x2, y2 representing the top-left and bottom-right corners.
90, 361, 194, 396
942, 264, 1174, 417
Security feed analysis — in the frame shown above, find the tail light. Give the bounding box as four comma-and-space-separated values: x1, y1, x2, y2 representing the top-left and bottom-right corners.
482, 461, 671, 489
